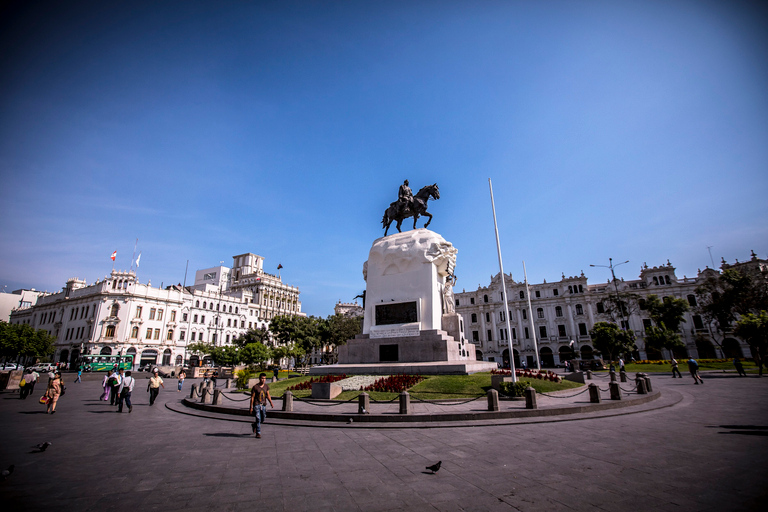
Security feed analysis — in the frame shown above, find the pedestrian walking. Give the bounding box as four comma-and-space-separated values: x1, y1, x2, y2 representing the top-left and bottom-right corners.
20, 369, 39, 400
671, 358, 683, 378
687, 358, 704, 384
733, 357, 747, 377
619, 358, 625, 372
211, 370, 218, 388
74, 367, 82, 383
118, 371, 135, 413
101, 372, 111, 401
203, 370, 211, 385
147, 368, 164, 406
177, 369, 186, 392
45, 371, 64, 414
109, 368, 123, 406
249, 373, 274, 439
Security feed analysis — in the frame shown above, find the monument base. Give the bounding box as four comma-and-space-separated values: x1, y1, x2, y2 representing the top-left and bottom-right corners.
309, 360, 498, 376
339, 329, 477, 364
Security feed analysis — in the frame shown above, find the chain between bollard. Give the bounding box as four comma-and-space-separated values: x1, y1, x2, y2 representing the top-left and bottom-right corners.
538, 387, 592, 399
410, 395, 484, 406
219, 392, 251, 402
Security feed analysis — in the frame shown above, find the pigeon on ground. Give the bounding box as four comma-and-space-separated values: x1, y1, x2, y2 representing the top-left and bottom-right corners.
1, 465, 14, 481
426, 461, 442, 474
36, 442, 51, 452
348, 418, 354, 424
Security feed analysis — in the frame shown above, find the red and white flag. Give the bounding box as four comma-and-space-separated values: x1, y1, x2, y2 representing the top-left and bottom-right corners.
277, 264, 283, 270
111, 251, 117, 261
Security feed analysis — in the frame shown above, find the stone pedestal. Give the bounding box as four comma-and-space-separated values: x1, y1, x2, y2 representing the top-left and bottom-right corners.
487, 389, 500, 411
524, 387, 537, 409
311, 382, 342, 399
282, 391, 293, 412
320, 229, 496, 376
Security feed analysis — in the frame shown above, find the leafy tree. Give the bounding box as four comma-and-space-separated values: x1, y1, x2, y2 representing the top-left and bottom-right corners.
320, 314, 362, 364
642, 295, 689, 355
696, 267, 768, 354
208, 345, 240, 367
734, 311, 768, 376
232, 326, 270, 348
0, 322, 55, 359
589, 321, 637, 362
599, 292, 641, 325
186, 342, 213, 357
239, 342, 272, 367
270, 315, 323, 366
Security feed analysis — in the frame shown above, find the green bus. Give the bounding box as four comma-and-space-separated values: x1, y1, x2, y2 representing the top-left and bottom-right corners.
80, 354, 134, 372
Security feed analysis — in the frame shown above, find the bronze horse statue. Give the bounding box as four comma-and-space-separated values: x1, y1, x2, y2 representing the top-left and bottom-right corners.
382, 183, 440, 236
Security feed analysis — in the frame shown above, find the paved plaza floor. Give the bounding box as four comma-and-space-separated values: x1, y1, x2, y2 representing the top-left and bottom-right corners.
1, 373, 766, 511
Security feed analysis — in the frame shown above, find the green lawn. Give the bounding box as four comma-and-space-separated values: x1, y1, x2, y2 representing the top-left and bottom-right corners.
603, 361, 761, 373
245, 372, 582, 400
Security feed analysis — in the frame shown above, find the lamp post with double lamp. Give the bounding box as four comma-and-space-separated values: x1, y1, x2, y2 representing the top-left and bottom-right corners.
589, 258, 629, 329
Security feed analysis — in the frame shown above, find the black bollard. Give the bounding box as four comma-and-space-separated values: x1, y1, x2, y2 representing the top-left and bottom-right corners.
610, 370, 617, 382
487, 389, 500, 411
586, 370, 592, 380
610, 381, 622, 400
283, 390, 293, 412
588, 383, 601, 403
524, 387, 537, 409
358, 392, 370, 414
399, 391, 412, 414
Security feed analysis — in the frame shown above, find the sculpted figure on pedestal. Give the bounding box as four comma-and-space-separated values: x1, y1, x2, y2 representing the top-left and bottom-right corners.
382, 181, 440, 236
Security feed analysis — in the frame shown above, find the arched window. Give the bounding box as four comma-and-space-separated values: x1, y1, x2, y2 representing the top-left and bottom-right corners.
210, 303, 214, 310
105, 325, 116, 338
175, 355, 183, 365
665, 275, 671, 285
471, 313, 477, 323
537, 308, 544, 319
653, 277, 659, 285
112, 280, 117, 289
575, 304, 583, 315
522, 309, 527, 320
130, 326, 138, 338
229, 305, 233, 313
519, 291, 524, 299
555, 306, 563, 317
216, 303, 220, 311
235, 307, 238, 314
203, 301, 207, 309
100, 347, 112, 355
110, 304, 119, 317
162, 349, 172, 366
568, 286, 573, 294
483, 295, 488, 303
166, 330, 174, 341
687, 294, 697, 307
195, 300, 200, 307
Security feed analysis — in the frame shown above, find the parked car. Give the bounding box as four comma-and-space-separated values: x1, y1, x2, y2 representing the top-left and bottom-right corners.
29, 363, 56, 373
138, 364, 153, 372
1, 362, 20, 370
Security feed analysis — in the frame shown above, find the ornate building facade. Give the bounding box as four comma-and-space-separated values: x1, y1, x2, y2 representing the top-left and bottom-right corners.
8, 252, 304, 368
455, 256, 761, 368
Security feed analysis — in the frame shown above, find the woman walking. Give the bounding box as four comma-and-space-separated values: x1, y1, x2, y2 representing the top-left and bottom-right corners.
100, 372, 111, 401
46, 371, 63, 414
177, 369, 186, 392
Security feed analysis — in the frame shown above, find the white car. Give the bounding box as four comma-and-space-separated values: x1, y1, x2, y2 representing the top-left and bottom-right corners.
1, 363, 20, 370
29, 363, 56, 373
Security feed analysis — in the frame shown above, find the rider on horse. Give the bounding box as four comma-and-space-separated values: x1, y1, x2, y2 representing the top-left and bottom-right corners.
397, 180, 413, 216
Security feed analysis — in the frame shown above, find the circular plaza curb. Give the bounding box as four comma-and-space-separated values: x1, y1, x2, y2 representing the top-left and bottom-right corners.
166, 388, 676, 429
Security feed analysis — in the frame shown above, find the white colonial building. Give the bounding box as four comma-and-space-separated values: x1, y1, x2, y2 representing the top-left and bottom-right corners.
455, 256, 761, 368
8, 252, 304, 368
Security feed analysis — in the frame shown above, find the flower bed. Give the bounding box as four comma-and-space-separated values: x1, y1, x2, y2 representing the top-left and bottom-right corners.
287, 374, 347, 391
491, 368, 562, 383
363, 374, 425, 393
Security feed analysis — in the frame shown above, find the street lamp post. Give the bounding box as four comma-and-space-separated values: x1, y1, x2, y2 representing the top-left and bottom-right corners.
590, 258, 629, 330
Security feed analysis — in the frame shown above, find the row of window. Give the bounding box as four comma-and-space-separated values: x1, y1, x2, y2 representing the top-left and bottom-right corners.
473, 322, 590, 342
193, 300, 240, 314
462, 285, 586, 306
65, 325, 92, 340
471, 304, 586, 324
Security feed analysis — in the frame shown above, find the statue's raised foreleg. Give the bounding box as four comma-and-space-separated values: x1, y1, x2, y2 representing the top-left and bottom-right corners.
423, 211, 432, 228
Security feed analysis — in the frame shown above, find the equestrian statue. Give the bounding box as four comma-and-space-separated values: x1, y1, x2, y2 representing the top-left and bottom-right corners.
382, 180, 440, 236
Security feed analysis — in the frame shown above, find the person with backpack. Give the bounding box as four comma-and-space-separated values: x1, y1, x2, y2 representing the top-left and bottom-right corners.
687, 358, 704, 384
109, 368, 123, 406
117, 371, 135, 413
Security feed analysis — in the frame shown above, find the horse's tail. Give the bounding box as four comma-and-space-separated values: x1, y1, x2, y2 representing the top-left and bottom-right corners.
381, 212, 388, 227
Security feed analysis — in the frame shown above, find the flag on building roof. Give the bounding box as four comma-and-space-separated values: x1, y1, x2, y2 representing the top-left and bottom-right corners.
111, 251, 117, 261
135, 252, 142, 268
277, 264, 283, 270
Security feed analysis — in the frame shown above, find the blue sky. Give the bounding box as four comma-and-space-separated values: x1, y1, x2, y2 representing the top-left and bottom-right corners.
1, 0, 766, 317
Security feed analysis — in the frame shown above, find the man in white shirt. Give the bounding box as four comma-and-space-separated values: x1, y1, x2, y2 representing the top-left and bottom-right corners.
109, 368, 123, 406
117, 371, 135, 413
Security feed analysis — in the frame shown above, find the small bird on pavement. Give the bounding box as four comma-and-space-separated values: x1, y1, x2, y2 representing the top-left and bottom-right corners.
36, 442, 51, 452
426, 461, 442, 474
1, 465, 14, 481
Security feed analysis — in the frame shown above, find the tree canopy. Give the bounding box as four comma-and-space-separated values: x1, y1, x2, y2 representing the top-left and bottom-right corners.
0, 322, 56, 359
589, 321, 637, 362
642, 294, 689, 354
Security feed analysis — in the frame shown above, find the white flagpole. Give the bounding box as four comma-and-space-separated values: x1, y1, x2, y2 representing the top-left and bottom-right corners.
523, 261, 541, 370
488, 178, 517, 381
130, 238, 138, 272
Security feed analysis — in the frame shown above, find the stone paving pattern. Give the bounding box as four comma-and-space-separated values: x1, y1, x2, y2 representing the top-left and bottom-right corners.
0, 372, 766, 511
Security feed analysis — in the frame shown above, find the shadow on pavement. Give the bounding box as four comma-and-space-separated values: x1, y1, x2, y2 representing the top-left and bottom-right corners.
203, 433, 252, 438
